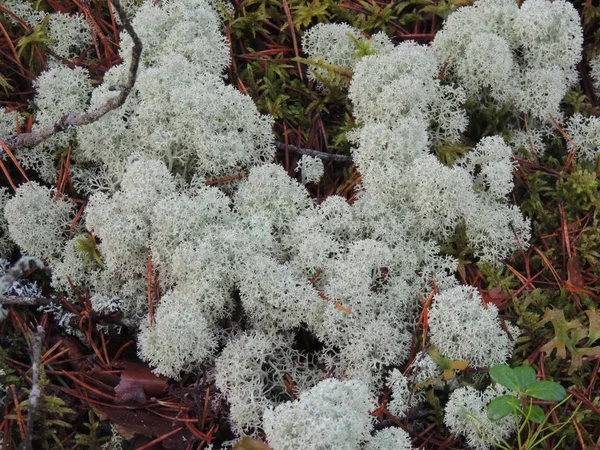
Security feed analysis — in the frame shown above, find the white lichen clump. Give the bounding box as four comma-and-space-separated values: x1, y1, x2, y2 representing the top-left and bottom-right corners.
263, 378, 374, 450
214, 331, 324, 433
33, 66, 92, 128
0, 108, 17, 139
386, 369, 411, 418
295, 155, 324, 184
565, 114, 600, 163
345, 42, 530, 266
364, 428, 413, 450
83, 157, 177, 318
22, 66, 93, 182
75, 0, 272, 188
301, 23, 364, 74
445, 385, 517, 450
428, 286, 519, 368
4, 183, 74, 260
137, 290, 217, 378
301, 23, 393, 86
433, 0, 583, 122
48, 13, 93, 60
1, 0, 45, 26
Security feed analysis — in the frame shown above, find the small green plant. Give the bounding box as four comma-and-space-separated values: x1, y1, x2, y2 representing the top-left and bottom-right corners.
6, 369, 76, 449
74, 410, 110, 449
484, 363, 577, 450
76, 233, 104, 269
487, 364, 566, 423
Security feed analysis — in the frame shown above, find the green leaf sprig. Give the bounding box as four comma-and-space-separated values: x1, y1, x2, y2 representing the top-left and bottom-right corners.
487, 364, 567, 424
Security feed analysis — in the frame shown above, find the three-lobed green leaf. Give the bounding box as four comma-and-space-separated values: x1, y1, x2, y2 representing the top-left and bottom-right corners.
487, 364, 567, 422
490, 364, 566, 399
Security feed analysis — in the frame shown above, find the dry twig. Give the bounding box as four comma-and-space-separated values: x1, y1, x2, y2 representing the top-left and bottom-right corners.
275, 141, 353, 163
0, 257, 45, 295
23, 326, 45, 450
0, 294, 139, 328
0, 0, 142, 152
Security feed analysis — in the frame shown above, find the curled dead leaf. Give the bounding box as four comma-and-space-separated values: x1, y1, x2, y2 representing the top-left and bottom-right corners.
233, 436, 273, 450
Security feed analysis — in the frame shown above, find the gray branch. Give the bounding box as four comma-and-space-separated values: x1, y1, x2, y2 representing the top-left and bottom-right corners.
0, 257, 45, 295
23, 326, 45, 450
275, 141, 353, 163
0, 294, 51, 307
1, 0, 142, 152
0, 294, 138, 329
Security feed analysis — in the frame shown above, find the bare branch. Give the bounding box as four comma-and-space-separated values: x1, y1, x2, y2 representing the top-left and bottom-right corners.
275, 141, 353, 163
0, 257, 46, 295
23, 326, 45, 450
0, 294, 52, 307
1, 0, 142, 152
0, 294, 139, 328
